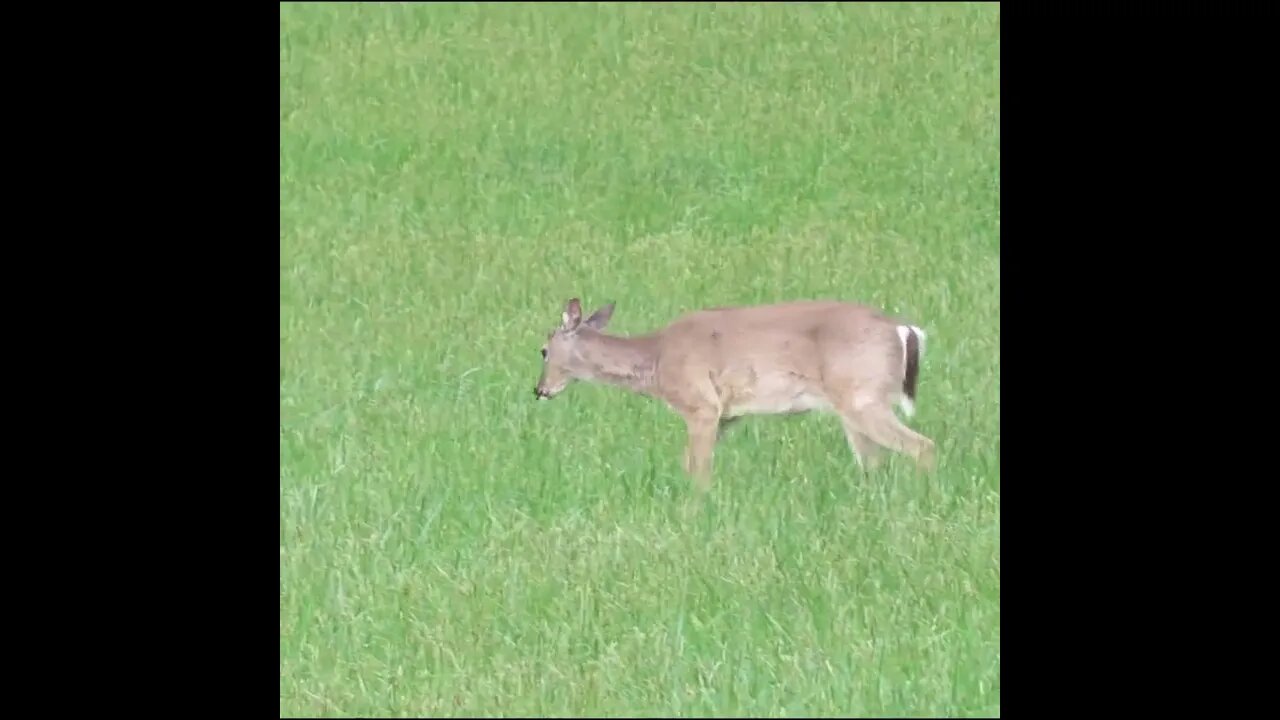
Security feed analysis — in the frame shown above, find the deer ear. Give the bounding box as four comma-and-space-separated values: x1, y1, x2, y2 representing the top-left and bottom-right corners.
584, 302, 615, 330
561, 298, 583, 330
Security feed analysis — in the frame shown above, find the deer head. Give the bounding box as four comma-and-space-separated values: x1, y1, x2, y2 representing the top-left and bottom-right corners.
533, 298, 616, 399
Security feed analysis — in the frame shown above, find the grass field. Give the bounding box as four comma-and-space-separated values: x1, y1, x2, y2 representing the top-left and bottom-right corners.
280, 2, 999, 716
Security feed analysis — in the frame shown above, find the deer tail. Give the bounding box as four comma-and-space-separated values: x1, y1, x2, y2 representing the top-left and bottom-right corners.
895, 324, 926, 417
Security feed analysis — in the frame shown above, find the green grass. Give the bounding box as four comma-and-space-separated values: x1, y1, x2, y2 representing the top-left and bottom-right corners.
280, 2, 999, 716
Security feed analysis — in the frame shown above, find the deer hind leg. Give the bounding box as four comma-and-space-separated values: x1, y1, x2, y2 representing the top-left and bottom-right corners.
848, 401, 936, 471
839, 416, 884, 470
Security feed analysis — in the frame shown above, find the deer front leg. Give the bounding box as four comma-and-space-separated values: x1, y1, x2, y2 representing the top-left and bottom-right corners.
683, 411, 721, 491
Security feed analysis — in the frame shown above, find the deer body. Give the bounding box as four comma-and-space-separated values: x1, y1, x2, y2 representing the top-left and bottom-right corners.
535, 298, 935, 490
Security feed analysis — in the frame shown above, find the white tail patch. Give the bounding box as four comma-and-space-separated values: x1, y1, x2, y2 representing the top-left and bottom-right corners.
898, 395, 916, 417
895, 324, 926, 417
897, 324, 926, 356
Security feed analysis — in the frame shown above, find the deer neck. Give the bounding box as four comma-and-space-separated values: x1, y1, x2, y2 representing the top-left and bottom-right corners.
572, 331, 659, 397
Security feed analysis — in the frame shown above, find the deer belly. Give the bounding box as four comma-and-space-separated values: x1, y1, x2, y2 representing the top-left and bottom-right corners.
723, 375, 830, 418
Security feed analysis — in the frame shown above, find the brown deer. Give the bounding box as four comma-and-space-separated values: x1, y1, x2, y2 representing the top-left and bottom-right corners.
533, 297, 935, 490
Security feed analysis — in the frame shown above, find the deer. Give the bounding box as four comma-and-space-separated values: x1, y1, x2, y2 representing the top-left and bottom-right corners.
533, 297, 936, 491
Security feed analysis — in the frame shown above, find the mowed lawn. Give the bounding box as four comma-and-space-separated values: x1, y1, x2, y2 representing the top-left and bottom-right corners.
280, 2, 999, 717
